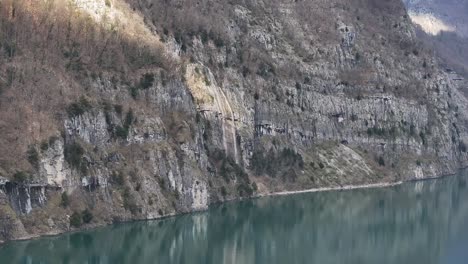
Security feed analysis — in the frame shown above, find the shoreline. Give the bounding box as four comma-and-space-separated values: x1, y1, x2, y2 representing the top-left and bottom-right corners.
1, 170, 462, 247
259, 181, 404, 198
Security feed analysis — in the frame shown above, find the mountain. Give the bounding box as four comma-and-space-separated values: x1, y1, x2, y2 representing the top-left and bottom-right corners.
403, 0, 468, 37
403, 0, 468, 76
1, 0, 468, 242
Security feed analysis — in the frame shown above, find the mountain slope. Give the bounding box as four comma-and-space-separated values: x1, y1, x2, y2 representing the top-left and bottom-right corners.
1, 0, 468, 242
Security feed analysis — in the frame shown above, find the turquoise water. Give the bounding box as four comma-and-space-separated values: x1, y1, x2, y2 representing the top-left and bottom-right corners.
2, 172, 468, 264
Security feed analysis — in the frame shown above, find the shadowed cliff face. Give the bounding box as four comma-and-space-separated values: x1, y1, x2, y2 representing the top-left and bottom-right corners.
1, 0, 468, 241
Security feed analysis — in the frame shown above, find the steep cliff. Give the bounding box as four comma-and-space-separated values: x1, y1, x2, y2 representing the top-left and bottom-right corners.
1, 0, 468, 242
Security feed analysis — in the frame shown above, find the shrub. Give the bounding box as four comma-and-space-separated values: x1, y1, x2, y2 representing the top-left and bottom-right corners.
112, 171, 125, 186
355, 52, 361, 61
61, 192, 70, 207
114, 109, 134, 140
419, 131, 427, 146
124, 109, 134, 127
82, 209, 93, 224
237, 182, 254, 197
459, 141, 467, 153
204, 75, 211, 86
115, 125, 129, 139
123, 187, 139, 215
114, 104, 123, 116
409, 124, 416, 137
213, 36, 225, 48
40, 141, 49, 151
49, 136, 59, 146
13, 171, 29, 183
295, 82, 302, 90
252, 182, 258, 192
220, 156, 247, 182
27, 146, 39, 169
64, 142, 84, 169
158, 177, 167, 191
66, 97, 92, 118
254, 92, 259, 100
70, 212, 82, 227
220, 186, 227, 197
139, 73, 155, 89
250, 148, 303, 179
129, 86, 138, 99
378, 156, 385, 167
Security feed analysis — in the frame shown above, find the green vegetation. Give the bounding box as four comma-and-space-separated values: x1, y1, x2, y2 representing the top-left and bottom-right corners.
115, 125, 129, 139
40, 136, 59, 152
123, 187, 139, 215
61, 192, 70, 208
158, 177, 167, 191
66, 97, 92, 118
82, 209, 93, 224
205, 147, 256, 198
27, 146, 39, 169
220, 155, 247, 182
250, 148, 304, 180
237, 182, 254, 197
70, 209, 93, 227
129, 73, 156, 98
378, 156, 385, 167
129, 86, 139, 99
64, 142, 86, 172
419, 131, 427, 146
49, 136, 59, 146
40, 141, 49, 151
459, 141, 467, 153
112, 171, 125, 186
114, 109, 134, 140
114, 104, 123, 116
13, 171, 29, 183
70, 212, 82, 227
139, 73, 155, 90
220, 186, 227, 197
367, 126, 387, 137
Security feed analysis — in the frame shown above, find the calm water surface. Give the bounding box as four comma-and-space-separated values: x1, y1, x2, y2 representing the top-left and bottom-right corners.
2, 171, 468, 264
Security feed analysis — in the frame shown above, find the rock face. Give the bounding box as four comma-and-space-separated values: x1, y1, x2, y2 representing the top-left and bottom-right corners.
0, 189, 28, 241
1, 0, 468, 241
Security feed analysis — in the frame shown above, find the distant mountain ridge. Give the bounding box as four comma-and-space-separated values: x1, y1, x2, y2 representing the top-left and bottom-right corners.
403, 0, 468, 77
404, 0, 468, 37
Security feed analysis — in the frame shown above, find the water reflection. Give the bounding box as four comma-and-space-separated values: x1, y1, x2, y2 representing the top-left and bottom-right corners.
2, 172, 468, 264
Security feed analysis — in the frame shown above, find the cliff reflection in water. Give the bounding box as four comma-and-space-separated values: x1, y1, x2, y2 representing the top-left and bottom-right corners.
2, 171, 468, 264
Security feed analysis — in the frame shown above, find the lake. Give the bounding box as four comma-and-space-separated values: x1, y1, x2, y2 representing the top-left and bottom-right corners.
1, 171, 468, 264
